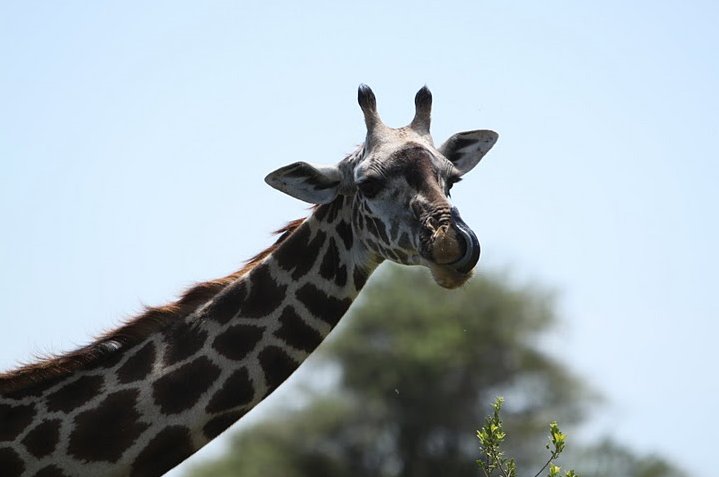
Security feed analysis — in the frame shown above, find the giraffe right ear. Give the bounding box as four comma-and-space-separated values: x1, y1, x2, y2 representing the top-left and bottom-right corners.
265, 162, 342, 204
439, 130, 498, 176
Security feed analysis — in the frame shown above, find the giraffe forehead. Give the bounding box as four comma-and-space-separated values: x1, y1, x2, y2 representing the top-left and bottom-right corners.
356, 144, 449, 188
354, 142, 445, 181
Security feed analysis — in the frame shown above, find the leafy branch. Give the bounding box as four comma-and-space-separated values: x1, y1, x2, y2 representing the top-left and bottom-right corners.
477, 397, 578, 477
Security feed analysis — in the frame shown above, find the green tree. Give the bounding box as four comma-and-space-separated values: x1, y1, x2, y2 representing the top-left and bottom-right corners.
187, 265, 684, 477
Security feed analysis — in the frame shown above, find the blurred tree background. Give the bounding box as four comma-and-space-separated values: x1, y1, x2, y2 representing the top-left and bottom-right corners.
186, 266, 684, 477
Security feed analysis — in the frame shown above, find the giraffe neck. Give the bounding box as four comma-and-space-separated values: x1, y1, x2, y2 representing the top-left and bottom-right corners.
0, 196, 378, 477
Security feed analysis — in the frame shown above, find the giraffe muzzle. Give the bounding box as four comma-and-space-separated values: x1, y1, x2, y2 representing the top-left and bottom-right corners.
447, 207, 480, 274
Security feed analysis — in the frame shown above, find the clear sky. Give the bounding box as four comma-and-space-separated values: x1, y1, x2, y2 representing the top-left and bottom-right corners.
1, 1, 717, 475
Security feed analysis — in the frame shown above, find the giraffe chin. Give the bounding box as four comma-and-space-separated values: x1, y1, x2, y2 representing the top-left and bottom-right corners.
429, 263, 474, 289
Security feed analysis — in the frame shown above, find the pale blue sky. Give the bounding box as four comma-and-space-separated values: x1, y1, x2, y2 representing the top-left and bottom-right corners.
1, 1, 717, 475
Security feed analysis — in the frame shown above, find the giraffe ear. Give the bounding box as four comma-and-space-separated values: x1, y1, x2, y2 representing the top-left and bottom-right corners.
439, 130, 498, 176
265, 161, 342, 204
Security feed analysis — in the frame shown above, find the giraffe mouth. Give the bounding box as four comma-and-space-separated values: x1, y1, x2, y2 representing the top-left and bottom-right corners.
426, 208, 480, 289
446, 207, 480, 274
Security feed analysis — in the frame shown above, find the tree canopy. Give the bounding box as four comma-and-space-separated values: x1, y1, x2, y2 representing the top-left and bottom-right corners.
186, 265, 684, 477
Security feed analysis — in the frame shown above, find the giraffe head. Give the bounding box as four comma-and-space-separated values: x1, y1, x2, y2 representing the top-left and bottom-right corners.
266, 85, 497, 289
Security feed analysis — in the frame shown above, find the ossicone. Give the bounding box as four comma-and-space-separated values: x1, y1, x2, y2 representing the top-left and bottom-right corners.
410, 85, 432, 134
357, 83, 384, 135
357, 84, 377, 113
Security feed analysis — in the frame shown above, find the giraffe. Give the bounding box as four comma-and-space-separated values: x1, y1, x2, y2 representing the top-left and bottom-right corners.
0, 84, 498, 477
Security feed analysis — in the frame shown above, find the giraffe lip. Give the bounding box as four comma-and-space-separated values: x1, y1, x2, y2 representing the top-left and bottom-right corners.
446, 207, 480, 274
428, 261, 473, 289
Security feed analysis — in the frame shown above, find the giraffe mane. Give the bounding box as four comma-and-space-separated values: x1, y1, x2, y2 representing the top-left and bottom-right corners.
0, 218, 306, 395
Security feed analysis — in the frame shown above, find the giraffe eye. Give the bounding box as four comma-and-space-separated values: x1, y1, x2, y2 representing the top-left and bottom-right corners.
357, 177, 384, 198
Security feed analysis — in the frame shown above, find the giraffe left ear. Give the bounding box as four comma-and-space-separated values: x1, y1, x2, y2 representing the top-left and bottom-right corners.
265, 161, 342, 204
439, 130, 499, 176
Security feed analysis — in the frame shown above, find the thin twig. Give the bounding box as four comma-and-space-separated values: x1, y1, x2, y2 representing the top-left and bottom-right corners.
533, 452, 559, 477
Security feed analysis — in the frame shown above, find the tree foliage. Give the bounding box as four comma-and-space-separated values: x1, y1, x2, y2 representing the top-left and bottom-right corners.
187, 265, 685, 477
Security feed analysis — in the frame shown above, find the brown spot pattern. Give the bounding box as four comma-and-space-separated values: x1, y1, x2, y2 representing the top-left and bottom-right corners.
353, 267, 369, 290
33, 464, 68, 477
319, 238, 340, 278
275, 226, 327, 281
205, 368, 254, 414
326, 196, 344, 223
203, 411, 244, 440
319, 238, 347, 287
240, 264, 287, 318
163, 325, 208, 366
274, 306, 323, 353
96, 348, 125, 369
371, 217, 390, 243
4, 375, 63, 400
356, 211, 365, 231
68, 389, 149, 463
152, 357, 221, 415
258, 346, 299, 393
315, 196, 345, 224
295, 283, 352, 326
335, 266, 348, 287
275, 223, 310, 264
0, 447, 24, 477
117, 342, 156, 384
212, 324, 264, 361
205, 281, 247, 324
45, 375, 104, 413
313, 202, 330, 222
130, 426, 194, 477
32, 465, 70, 477
336, 220, 353, 250
0, 403, 35, 442
22, 418, 61, 458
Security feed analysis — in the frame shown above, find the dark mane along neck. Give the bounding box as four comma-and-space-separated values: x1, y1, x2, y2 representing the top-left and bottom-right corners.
0, 219, 306, 396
